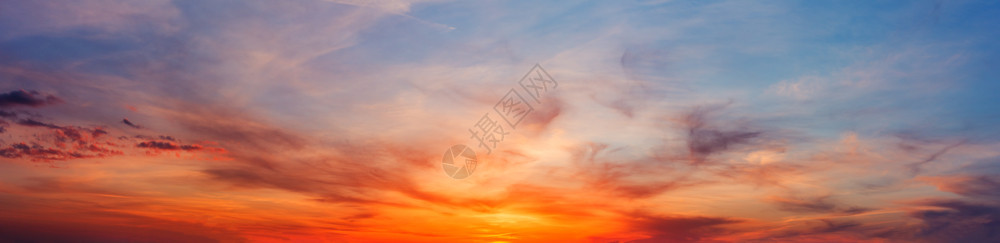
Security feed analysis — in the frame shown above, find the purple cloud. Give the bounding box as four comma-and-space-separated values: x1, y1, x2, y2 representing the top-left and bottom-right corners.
0, 90, 62, 108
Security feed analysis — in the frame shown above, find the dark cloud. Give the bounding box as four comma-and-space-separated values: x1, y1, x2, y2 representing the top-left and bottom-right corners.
0, 90, 62, 107
92, 127, 108, 138
203, 167, 316, 193
908, 141, 964, 174
0, 110, 17, 118
122, 118, 142, 129
754, 199, 1000, 242
16, 118, 61, 129
166, 105, 305, 152
0, 142, 120, 161
906, 200, 1000, 242
136, 140, 203, 151
54, 126, 85, 143
0, 210, 245, 243
680, 105, 762, 165
811, 219, 864, 234
517, 95, 564, 136
0, 120, 124, 161
622, 212, 741, 243
754, 219, 869, 242
771, 196, 836, 212
556, 104, 773, 200
567, 142, 707, 199
768, 196, 872, 215
3, 118, 218, 162
13, 120, 107, 147
134, 135, 176, 141
133, 139, 224, 157
0, 143, 37, 158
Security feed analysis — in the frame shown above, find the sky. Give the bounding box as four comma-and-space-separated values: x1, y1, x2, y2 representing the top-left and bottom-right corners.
1, 0, 999, 242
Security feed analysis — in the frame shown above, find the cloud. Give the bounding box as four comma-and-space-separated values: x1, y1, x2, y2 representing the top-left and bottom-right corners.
202, 167, 317, 193
136, 141, 200, 150
567, 142, 707, 199
122, 118, 142, 129
556, 102, 787, 200
752, 198, 1000, 242
0, 87, 227, 162
769, 76, 828, 101
15, 118, 61, 129
753, 219, 873, 242
923, 175, 1000, 200
323, 0, 423, 14
1, 116, 214, 162
0, 142, 121, 162
905, 200, 1000, 242
91, 127, 108, 137
714, 162, 802, 187
0, 110, 16, 118
136, 140, 219, 152
0, 0, 180, 38
908, 141, 965, 175
679, 104, 763, 165
0, 123, 123, 162
198, 138, 443, 205
621, 212, 742, 243
0, 207, 244, 243
134, 135, 176, 141
0, 114, 128, 161
0, 90, 62, 108
767, 196, 871, 215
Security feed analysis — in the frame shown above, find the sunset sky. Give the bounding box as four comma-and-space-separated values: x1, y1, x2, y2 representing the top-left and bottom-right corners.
2, 1, 1000, 242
